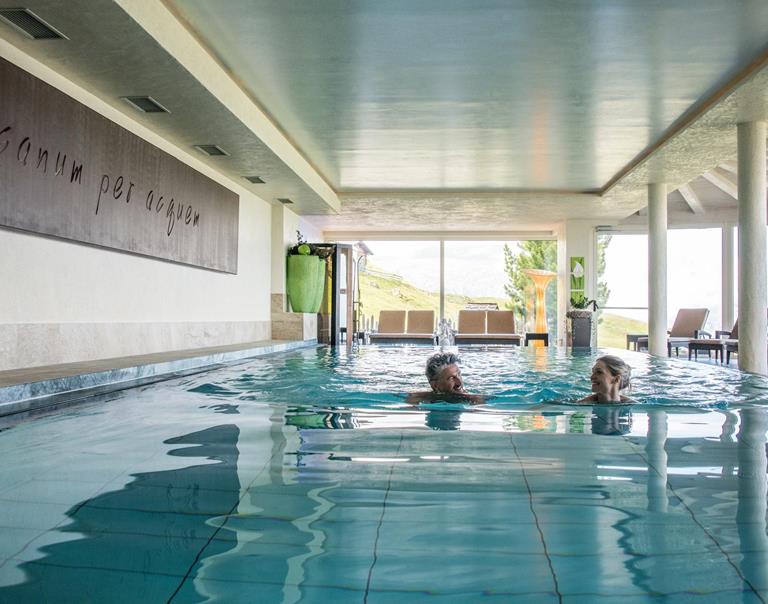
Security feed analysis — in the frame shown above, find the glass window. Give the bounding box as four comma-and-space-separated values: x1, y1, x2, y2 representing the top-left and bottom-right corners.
599, 228, 724, 348
668, 228, 722, 334
355, 241, 440, 333
444, 240, 558, 338
598, 234, 648, 348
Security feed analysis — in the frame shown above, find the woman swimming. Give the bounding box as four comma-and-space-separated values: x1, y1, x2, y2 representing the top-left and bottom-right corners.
578, 355, 633, 403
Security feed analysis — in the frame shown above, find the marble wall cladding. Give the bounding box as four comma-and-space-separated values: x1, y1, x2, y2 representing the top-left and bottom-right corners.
271, 296, 318, 341
271, 293, 286, 313
0, 321, 271, 371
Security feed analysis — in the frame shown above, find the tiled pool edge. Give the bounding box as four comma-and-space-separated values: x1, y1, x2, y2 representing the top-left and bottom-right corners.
0, 340, 318, 418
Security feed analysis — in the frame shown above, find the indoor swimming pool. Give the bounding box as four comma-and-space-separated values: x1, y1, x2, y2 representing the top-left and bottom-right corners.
0, 345, 767, 603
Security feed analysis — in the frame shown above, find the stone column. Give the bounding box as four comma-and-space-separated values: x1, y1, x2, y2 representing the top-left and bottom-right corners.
439, 240, 445, 322
647, 183, 668, 357
721, 225, 736, 331
737, 121, 767, 375
557, 221, 598, 346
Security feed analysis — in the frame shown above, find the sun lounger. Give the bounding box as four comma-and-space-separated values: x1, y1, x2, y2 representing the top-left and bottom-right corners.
405, 310, 436, 343
369, 310, 435, 344
455, 309, 522, 345
369, 310, 407, 343
636, 308, 710, 356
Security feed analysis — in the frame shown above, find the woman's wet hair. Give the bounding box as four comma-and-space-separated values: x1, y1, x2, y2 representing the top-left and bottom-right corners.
426, 352, 460, 383
597, 355, 631, 390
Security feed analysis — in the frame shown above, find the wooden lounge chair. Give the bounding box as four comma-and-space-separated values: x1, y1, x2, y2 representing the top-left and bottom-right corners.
369, 309, 436, 344
455, 309, 522, 345
369, 310, 407, 343
636, 308, 710, 356
486, 310, 523, 345
455, 310, 487, 344
406, 310, 436, 343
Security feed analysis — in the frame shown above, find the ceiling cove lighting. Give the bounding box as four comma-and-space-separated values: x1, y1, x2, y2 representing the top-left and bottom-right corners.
194, 144, 229, 157
244, 176, 265, 184
121, 96, 170, 114
0, 8, 67, 39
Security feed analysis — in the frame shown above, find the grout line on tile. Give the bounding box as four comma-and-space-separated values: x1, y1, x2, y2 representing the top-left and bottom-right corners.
509, 434, 563, 604
634, 445, 767, 603
166, 430, 288, 602
364, 432, 404, 604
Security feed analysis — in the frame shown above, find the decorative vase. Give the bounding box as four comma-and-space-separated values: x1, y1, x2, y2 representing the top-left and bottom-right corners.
286, 255, 325, 313
309, 257, 327, 313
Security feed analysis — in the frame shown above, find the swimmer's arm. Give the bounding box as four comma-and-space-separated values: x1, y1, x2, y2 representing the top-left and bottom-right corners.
464, 393, 487, 405
575, 394, 597, 404
405, 391, 443, 404
405, 391, 487, 405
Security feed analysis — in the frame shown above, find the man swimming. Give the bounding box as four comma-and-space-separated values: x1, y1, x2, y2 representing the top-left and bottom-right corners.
406, 352, 485, 404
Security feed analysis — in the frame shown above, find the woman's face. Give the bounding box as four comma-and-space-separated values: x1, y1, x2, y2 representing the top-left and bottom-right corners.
590, 360, 618, 395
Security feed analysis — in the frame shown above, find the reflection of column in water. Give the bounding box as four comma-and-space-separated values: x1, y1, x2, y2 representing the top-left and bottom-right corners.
719, 411, 738, 477
194, 405, 325, 601
645, 410, 668, 513
736, 408, 768, 593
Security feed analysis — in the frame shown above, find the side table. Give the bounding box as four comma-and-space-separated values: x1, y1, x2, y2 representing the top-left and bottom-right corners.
525, 332, 549, 346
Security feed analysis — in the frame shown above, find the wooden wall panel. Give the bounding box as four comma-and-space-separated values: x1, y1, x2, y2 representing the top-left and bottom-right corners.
0, 57, 239, 273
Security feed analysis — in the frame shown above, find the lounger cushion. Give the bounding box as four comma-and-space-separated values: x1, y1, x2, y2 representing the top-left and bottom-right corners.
487, 310, 516, 334
458, 310, 486, 334
669, 308, 709, 337
407, 310, 435, 334
377, 310, 406, 334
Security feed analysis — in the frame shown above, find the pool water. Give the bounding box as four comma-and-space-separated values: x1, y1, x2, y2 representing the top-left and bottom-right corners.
0, 345, 767, 603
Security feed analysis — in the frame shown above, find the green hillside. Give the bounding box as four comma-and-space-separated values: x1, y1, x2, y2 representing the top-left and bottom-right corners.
358, 267, 646, 347
596, 312, 648, 349
357, 269, 507, 329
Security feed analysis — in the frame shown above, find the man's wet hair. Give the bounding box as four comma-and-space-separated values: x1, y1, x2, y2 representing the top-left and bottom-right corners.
425, 352, 460, 383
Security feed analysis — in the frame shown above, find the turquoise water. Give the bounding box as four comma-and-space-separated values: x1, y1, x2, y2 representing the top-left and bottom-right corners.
0, 345, 767, 603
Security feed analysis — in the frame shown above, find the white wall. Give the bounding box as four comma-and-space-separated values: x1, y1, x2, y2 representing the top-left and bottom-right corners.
298, 217, 323, 244
0, 43, 273, 370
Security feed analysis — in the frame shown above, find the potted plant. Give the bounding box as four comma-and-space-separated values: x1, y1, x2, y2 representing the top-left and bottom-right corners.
286, 231, 329, 313
567, 292, 598, 347
567, 292, 598, 318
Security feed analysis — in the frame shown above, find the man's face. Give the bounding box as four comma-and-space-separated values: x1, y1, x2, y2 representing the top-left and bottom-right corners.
430, 363, 465, 394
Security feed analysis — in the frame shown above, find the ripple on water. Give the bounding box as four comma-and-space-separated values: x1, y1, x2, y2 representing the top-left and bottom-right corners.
181, 345, 768, 412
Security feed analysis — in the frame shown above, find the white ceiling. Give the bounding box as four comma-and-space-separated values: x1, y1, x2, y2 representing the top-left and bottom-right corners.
170, 0, 768, 193
1, 0, 768, 232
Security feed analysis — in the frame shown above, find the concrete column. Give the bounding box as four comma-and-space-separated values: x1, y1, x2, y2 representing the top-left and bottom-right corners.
737, 121, 767, 375
647, 183, 668, 357
557, 221, 598, 346
439, 240, 445, 322
721, 225, 736, 331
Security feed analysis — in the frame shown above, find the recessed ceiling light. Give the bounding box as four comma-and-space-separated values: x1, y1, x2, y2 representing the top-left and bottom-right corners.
194, 144, 229, 157
244, 176, 265, 184
277, 198, 294, 205
0, 8, 67, 39
121, 96, 170, 114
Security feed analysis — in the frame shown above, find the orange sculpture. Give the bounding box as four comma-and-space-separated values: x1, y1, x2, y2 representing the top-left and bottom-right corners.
523, 268, 556, 347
